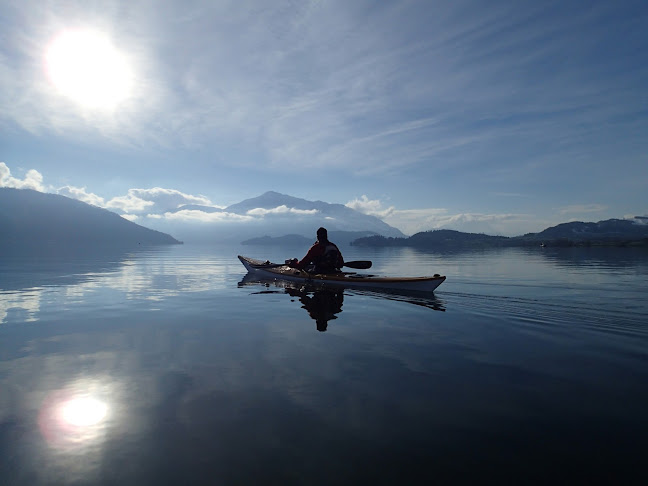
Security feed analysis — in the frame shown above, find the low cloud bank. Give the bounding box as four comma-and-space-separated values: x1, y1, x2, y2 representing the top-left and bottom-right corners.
162, 210, 252, 223
247, 205, 318, 217
347, 194, 539, 236
2, 162, 634, 238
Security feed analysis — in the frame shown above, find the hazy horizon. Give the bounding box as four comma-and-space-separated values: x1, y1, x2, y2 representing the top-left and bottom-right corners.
2, 185, 647, 248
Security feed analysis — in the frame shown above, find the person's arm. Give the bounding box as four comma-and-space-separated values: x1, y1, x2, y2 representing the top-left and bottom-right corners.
296, 243, 320, 269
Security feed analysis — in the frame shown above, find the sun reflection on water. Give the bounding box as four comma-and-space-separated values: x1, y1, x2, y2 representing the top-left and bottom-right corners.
59, 396, 108, 427
39, 380, 114, 450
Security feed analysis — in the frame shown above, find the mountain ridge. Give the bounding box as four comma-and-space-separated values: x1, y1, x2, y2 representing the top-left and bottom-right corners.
5, 187, 646, 250
224, 191, 405, 238
351, 219, 648, 249
155, 191, 404, 242
0, 188, 182, 252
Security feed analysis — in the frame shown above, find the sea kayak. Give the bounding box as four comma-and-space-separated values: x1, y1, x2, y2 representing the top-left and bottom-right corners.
238, 255, 446, 292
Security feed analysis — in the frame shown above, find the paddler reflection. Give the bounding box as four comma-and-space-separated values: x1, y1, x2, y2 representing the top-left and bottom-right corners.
285, 287, 344, 332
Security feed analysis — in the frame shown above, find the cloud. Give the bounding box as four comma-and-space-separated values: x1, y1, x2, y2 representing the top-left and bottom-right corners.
104, 188, 219, 214
0, 160, 620, 238
105, 193, 155, 213
246, 205, 319, 216
0, 162, 223, 221
558, 204, 607, 215
346, 195, 395, 218
159, 210, 253, 223
51, 178, 221, 217
2, 0, 646, 196
393, 210, 545, 236
0, 162, 45, 191
346, 194, 538, 236
57, 185, 106, 207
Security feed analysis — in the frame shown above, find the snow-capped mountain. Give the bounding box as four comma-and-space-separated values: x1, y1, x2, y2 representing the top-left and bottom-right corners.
224, 191, 405, 238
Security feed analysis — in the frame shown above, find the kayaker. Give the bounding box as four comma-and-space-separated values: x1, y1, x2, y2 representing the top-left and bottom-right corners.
286, 227, 344, 273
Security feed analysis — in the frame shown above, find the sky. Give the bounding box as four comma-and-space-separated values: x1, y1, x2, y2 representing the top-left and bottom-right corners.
1, 0, 647, 236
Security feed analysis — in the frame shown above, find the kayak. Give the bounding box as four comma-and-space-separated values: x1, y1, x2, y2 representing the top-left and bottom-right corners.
238, 255, 446, 292
238, 272, 446, 312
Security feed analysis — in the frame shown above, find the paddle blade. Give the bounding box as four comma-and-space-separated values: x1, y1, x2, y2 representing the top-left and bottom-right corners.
343, 260, 372, 269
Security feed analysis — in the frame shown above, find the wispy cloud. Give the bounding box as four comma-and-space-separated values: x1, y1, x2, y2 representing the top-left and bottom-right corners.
3, 0, 645, 181
346, 194, 540, 236
558, 204, 607, 215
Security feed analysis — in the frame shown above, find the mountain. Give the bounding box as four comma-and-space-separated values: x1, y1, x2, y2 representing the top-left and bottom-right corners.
526, 219, 648, 241
140, 191, 405, 244
226, 191, 405, 238
351, 218, 648, 249
226, 191, 318, 213
174, 204, 224, 213
0, 188, 182, 252
351, 229, 511, 249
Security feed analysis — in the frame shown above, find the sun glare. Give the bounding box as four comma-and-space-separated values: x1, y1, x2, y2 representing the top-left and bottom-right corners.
60, 396, 108, 427
45, 29, 133, 110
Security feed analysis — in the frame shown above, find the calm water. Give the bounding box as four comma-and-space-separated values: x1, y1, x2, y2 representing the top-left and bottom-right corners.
1, 244, 647, 485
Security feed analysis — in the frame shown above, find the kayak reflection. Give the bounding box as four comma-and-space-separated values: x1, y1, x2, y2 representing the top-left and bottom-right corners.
238, 273, 445, 331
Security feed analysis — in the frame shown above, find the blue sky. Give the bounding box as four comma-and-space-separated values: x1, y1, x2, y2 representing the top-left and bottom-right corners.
1, 0, 646, 236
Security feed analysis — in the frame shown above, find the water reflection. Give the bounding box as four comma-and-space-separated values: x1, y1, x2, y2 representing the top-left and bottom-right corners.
0, 246, 234, 324
39, 379, 113, 450
238, 273, 445, 331
60, 397, 108, 427
535, 246, 648, 270
285, 287, 344, 332
382, 245, 648, 275
0, 248, 646, 484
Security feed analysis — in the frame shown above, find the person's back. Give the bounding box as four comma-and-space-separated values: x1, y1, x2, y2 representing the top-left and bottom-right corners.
289, 227, 344, 273
313, 239, 343, 273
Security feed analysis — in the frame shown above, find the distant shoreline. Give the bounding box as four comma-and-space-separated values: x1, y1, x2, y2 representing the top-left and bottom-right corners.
349, 231, 648, 250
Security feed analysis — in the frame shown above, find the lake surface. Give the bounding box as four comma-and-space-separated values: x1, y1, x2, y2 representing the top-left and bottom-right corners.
1, 244, 647, 485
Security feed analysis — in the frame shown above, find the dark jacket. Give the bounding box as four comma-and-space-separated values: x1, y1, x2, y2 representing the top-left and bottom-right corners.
296, 240, 344, 272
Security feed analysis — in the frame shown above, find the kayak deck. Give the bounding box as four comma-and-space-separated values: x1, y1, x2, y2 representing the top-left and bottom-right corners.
238, 255, 446, 292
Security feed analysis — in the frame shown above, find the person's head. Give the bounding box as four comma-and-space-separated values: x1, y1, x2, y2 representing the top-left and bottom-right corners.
316, 227, 328, 242
316, 319, 328, 332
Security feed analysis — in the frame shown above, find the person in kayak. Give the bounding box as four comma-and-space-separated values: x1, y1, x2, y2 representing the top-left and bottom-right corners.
286, 227, 344, 273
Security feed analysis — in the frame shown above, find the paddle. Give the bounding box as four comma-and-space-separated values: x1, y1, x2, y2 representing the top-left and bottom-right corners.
342, 260, 372, 269
252, 260, 372, 270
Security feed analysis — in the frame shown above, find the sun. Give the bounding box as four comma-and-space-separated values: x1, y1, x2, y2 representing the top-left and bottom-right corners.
45, 29, 133, 110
